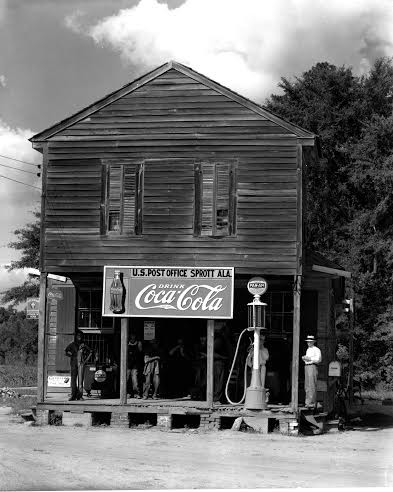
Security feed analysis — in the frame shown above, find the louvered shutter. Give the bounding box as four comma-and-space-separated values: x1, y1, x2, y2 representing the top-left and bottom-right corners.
108, 165, 122, 232
215, 163, 231, 236
201, 162, 214, 236
123, 166, 137, 234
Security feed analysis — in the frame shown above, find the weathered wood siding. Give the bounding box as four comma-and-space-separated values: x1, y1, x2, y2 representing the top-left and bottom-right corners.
43, 68, 300, 275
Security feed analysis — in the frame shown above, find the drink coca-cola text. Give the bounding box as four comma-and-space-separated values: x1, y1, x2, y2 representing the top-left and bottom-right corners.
135, 283, 226, 311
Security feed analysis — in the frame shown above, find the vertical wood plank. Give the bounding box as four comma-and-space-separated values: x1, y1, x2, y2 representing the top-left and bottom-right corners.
37, 273, 47, 403
206, 319, 214, 406
39, 144, 48, 272
296, 143, 303, 277
120, 318, 128, 404
291, 144, 303, 412
291, 275, 301, 411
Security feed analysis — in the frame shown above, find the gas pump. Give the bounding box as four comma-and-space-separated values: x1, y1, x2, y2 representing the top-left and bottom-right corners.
225, 277, 268, 410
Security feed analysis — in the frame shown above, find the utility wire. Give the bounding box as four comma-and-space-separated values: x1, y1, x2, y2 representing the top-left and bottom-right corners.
0, 162, 38, 175
0, 153, 40, 168
0, 173, 41, 190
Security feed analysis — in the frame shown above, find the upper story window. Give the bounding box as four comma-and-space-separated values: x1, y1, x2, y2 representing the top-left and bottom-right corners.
194, 161, 237, 237
101, 163, 144, 235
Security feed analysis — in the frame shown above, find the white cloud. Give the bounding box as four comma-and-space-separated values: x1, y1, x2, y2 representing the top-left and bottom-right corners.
0, 266, 31, 292
0, 119, 41, 267
0, 75, 6, 88
68, 0, 393, 101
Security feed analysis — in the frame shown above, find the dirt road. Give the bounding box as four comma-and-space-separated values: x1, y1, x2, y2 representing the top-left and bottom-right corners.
1, 416, 392, 490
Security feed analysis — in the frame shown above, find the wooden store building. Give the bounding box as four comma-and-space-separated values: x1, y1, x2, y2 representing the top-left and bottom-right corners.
30, 61, 350, 430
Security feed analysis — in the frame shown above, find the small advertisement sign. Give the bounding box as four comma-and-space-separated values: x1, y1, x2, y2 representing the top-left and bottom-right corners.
26, 298, 39, 319
102, 266, 234, 319
47, 290, 63, 300
144, 321, 156, 340
47, 375, 70, 387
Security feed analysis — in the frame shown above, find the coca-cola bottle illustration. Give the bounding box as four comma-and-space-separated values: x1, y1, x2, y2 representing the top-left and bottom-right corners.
109, 270, 124, 313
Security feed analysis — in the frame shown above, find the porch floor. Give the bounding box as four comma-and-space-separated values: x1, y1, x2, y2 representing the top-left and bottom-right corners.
39, 392, 295, 418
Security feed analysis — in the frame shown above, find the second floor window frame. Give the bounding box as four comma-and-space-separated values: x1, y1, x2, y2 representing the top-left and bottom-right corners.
194, 160, 238, 238
101, 161, 144, 236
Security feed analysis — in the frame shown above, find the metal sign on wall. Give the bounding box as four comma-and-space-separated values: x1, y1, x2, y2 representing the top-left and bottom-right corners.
102, 266, 234, 319
26, 298, 40, 319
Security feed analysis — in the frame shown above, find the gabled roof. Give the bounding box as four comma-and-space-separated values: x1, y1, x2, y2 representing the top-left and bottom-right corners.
30, 61, 316, 144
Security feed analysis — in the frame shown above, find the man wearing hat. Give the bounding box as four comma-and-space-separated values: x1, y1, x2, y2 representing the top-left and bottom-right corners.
302, 335, 322, 409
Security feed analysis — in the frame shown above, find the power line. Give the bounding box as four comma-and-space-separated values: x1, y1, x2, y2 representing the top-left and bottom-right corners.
0, 162, 38, 175
0, 153, 40, 168
0, 173, 41, 190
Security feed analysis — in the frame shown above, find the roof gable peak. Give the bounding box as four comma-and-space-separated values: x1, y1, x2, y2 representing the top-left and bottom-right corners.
30, 61, 315, 143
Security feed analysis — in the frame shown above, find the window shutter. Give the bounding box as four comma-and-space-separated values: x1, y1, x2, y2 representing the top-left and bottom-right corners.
136, 163, 144, 235
201, 162, 214, 236
107, 165, 122, 233
229, 165, 237, 235
215, 163, 231, 236
123, 166, 137, 234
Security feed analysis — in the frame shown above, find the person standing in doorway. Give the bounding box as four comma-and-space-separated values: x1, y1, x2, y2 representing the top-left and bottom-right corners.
127, 332, 143, 399
65, 331, 93, 401
302, 335, 322, 409
213, 323, 231, 403
142, 339, 161, 399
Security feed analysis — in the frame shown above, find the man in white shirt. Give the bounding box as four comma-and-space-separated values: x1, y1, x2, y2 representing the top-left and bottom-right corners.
302, 335, 322, 409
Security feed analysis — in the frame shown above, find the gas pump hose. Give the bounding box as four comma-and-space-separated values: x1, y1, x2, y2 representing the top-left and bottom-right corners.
224, 328, 251, 405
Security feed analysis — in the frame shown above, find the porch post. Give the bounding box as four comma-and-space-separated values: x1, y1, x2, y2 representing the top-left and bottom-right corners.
206, 319, 215, 406
120, 318, 128, 404
291, 275, 301, 412
37, 272, 47, 403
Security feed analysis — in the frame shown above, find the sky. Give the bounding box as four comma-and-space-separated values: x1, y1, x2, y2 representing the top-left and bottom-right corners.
0, 0, 393, 300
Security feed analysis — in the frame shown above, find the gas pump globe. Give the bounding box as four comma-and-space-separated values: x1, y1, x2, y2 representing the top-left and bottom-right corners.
244, 277, 268, 410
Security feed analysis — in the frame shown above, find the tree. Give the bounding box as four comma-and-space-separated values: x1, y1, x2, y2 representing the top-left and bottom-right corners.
1, 212, 40, 306
0, 307, 38, 365
266, 58, 393, 389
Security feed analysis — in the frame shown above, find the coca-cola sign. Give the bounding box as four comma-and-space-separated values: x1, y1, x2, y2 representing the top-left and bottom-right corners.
102, 266, 234, 319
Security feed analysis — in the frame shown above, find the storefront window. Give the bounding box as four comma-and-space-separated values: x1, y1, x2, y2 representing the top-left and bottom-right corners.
264, 292, 294, 337
77, 290, 114, 334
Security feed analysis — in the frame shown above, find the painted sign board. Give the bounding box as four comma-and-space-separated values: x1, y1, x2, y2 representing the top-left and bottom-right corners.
102, 266, 234, 319
47, 290, 63, 300
47, 375, 70, 387
26, 298, 39, 319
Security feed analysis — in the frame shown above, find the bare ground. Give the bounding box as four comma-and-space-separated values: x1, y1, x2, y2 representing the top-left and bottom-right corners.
0, 402, 392, 490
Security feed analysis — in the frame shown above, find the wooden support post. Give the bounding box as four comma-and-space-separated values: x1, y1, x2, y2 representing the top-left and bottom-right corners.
348, 286, 355, 406
291, 144, 303, 412
206, 319, 215, 406
291, 275, 301, 412
37, 273, 47, 403
120, 318, 128, 405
